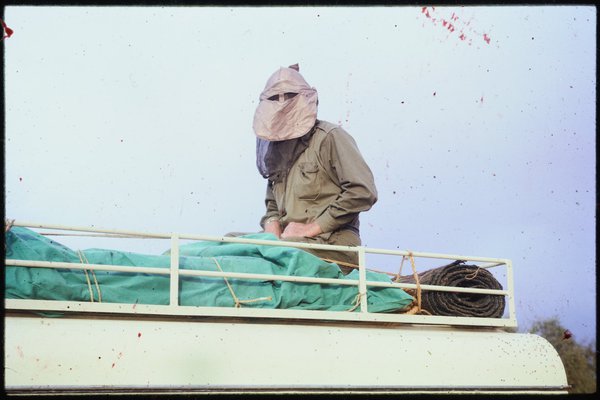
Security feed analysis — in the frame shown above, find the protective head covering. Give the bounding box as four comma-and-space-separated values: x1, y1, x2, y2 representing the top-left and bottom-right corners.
252, 64, 318, 141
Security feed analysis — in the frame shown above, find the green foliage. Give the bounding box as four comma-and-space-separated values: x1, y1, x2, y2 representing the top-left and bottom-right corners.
528, 318, 597, 394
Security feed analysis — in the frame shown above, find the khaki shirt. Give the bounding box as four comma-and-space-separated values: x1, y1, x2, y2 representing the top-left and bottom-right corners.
260, 120, 377, 240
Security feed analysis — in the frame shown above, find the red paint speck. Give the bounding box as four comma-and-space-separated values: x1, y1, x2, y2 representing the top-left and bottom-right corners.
1, 19, 14, 40
483, 33, 491, 44
459, 33, 466, 41
112, 363, 116, 368
137, 332, 142, 338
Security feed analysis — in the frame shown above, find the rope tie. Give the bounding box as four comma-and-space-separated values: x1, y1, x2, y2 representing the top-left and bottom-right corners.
211, 258, 271, 308
5, 219, 15, 252
346, 292, 365, 312
393, 255, 407, 283
465, 267, 482, 280
77, 250, 102, 303
5, 219, 15, 233
408, 251, 422, 313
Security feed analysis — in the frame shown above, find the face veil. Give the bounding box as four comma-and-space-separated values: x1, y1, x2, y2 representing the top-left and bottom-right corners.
254, 65, 319, 182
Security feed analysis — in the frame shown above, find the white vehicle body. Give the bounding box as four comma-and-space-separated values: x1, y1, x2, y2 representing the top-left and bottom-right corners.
4, 221, 569, 395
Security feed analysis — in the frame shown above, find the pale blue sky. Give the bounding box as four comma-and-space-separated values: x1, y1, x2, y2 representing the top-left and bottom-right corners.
4, 5, 596, 342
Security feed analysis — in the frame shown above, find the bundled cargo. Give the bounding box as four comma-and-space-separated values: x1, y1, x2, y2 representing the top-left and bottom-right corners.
4, 226, 415, 313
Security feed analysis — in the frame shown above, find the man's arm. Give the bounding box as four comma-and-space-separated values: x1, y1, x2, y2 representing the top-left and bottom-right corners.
312, 128, 378, 233
260, 182, 282, 238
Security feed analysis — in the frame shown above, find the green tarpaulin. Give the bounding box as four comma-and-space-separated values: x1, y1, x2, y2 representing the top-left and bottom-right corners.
4, 227, 414, 313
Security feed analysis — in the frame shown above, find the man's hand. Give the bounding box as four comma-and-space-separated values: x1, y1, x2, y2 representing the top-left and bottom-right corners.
281, 221, 322, 239
264, 220, 282, 238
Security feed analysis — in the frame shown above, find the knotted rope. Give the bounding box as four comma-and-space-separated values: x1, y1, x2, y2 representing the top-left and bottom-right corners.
77, 250, 102, 303
211, 258, 271, 308
407, 251, 426, 314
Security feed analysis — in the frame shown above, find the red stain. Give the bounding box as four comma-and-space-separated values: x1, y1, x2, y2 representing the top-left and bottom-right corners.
1, 19, 14, 40
112, 363, 116, 368
421, 8, 493, 46
137, 332, 142, 338
562, 329, 573, 340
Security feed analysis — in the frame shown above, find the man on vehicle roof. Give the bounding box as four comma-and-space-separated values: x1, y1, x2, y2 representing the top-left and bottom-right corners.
253, 63, 378, 274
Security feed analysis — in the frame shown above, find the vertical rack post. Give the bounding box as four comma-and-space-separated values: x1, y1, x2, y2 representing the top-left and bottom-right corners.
170, 234, 180, 306
505, 259, 517, 325
358, 247, 368, 313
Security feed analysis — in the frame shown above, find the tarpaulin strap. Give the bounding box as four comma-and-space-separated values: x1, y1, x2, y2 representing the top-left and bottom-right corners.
77, 250, 102, 303
211, 257, 271, 308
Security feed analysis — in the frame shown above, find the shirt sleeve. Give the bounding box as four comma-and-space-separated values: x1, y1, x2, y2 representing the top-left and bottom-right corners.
260, 181, 281, 229
314, 128, 378, 233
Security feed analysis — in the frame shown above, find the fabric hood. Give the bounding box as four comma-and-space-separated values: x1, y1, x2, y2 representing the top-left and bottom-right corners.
252, 65, 318, 141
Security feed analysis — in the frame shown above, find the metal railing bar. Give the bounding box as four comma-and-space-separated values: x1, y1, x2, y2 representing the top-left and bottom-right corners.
4, 299, 517, 327
38, 232, 153, 239
10, 220, 509, 264
477, 262, 506, 269
364, 280, 508, 295
5, 259, 171, 275
4, 259, 508, 296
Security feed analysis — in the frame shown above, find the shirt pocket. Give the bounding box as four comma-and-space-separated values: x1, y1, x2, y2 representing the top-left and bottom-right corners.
296, 162, 321, 201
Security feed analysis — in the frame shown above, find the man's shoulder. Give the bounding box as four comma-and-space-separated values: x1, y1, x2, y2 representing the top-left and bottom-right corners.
314, 120, 354, 144
315, 120, 342, 135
